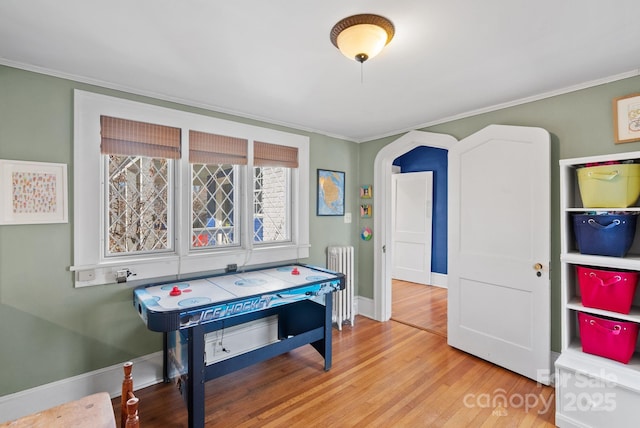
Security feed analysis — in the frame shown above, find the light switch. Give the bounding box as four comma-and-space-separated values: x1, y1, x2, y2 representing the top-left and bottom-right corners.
344, 212, 352, 223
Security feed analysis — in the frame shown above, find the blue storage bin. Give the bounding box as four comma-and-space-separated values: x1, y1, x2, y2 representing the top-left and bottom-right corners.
573, 213, 638, 257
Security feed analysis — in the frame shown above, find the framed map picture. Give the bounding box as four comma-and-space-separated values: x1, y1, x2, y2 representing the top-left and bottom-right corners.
317, 169, 345, 216
0, 159, 68, 224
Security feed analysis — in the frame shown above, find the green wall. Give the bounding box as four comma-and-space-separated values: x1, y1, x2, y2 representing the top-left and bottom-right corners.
2, 63, 639, 396
0, 65, 358, 395
357, 74, 640, 353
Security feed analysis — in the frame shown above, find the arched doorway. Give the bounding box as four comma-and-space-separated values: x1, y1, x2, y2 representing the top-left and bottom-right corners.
372, 131, 457, 321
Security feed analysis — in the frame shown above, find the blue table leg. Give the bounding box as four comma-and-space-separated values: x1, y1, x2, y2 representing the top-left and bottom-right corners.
187, 324, 205, 428
323, 294, 333, 371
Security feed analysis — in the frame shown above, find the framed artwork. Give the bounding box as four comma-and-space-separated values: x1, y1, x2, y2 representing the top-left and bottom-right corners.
613, 93, 640, 144
360, 185, 372, 199
361, 226, 372, 241
0, 159, 68, 225
317, 169, 345, 216
360, 204, 372, 218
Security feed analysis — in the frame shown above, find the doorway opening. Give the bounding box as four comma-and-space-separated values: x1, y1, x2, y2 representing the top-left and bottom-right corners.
372, 131, 457, 323
391, 279, 447, 337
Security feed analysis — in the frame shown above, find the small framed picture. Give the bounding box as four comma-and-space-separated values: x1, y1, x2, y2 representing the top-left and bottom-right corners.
0, 159, 68, 225
317, 169, 345, 216
613, 93, 640, 144
360, 185, 372, 199
360, 204, 372, 218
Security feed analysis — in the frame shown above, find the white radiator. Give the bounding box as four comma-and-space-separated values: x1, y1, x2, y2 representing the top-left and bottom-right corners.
327, 245, 355, 330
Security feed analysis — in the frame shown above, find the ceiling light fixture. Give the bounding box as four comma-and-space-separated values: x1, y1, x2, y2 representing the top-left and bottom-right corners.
330, 14, 395, 63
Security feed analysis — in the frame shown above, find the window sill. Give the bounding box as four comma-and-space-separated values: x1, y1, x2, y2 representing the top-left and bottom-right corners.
71, 244, 310, 287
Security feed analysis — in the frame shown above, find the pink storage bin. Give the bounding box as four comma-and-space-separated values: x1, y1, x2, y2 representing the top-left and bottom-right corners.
576, 266, 638, 314
578, 312, 639, 364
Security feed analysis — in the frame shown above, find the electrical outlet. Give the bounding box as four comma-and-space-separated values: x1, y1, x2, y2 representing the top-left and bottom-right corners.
78, 270, 95, 282
115, 269, 129, 283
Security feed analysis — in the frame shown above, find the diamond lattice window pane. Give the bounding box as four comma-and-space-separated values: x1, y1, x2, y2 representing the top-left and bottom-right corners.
107, 155, 170, 255
253, 167, 290, 243
192, 164, 237, 249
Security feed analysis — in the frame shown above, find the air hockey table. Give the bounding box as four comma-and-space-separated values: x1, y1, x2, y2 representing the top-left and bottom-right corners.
133, 263, 345, 428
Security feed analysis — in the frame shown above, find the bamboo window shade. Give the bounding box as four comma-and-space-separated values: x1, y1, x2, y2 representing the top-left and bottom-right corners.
100, 116, 181, 159
254, 141, 298, 168
189, 130, 248, 165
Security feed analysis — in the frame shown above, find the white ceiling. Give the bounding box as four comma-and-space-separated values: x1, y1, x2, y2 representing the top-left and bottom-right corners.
1, 1, 639, 142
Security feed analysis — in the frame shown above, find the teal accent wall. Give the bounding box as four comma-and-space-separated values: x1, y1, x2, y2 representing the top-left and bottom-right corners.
0, 65, 358, 395
2, 63, 639, 396
358, 74, 640, 353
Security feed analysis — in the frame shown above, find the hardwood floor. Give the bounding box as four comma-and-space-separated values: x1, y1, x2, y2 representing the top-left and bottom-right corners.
391, 279, 447, 337
115, 317, 555, 426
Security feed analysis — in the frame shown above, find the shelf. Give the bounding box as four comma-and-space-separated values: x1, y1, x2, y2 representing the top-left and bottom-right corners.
557, 344, 640, 392
566, 298, 640, 323
561, 252, 640, 270
565, 207, 640, 212
560, 153, 640, 167
558, 152, 640, 426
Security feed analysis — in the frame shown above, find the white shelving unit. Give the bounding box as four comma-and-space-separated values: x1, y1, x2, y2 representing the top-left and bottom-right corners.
556, 151, 640, 428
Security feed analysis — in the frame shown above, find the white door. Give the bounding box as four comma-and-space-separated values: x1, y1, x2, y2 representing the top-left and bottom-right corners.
447, 125, 551, 384
391, 172, 433, 285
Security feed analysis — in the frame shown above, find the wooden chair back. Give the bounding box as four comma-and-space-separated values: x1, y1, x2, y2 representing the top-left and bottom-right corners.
125, 396, 140, 428
121, 361, 139, 428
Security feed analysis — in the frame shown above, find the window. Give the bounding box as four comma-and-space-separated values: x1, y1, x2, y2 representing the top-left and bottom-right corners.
253, 166, 290, 243
191, 163, 238, 248
73, 90, 309, 287
252, 141, 299, 244
100, 115, 180, 256
188, 130, 247, 250
106, 154, 173, 255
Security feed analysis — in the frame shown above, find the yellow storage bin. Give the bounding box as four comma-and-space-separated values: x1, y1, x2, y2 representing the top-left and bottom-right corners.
577, 163, 640, 208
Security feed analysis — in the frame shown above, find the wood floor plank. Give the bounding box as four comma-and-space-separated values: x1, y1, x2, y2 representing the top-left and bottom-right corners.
391, 280, 447, 337
114, 281, 555, 427
115, 317, 555, 427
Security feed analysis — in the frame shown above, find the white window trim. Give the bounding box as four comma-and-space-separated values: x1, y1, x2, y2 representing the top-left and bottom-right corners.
72, 90, 309, 287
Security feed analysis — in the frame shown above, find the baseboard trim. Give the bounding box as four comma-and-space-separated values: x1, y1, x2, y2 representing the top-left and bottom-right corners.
430, 273, 447, 288
356, 296, 375, 319
0, 351, 164, 423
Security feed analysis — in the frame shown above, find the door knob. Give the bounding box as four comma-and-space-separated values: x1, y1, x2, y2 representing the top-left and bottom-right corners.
534, 263, 544, 277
